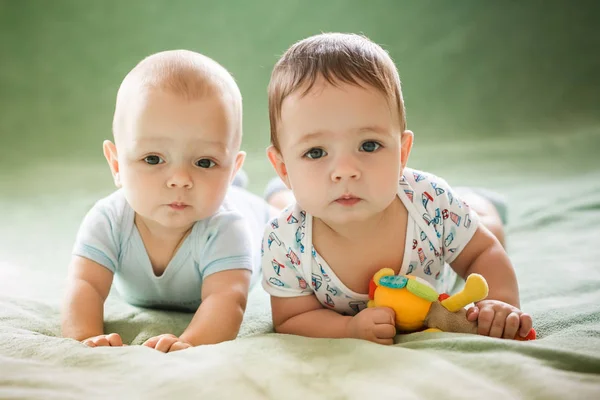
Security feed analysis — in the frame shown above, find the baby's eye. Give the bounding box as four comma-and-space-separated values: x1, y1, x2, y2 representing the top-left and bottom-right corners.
144, 155, 164, 165
195, 159, 216, 168
360, 141, 381, 153
304, 148, 327, 159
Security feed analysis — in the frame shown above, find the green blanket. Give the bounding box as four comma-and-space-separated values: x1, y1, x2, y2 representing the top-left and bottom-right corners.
1, 129, 599, 399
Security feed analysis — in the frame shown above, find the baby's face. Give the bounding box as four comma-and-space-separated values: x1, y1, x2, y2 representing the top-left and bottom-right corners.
114, 89, 242, 231
274, 78, 409, 226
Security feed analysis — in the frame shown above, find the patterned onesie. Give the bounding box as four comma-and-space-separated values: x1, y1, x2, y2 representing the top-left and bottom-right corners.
261, 168, 480, 316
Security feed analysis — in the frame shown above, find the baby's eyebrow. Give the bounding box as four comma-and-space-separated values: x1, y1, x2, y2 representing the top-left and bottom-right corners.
294, 125, 391, 146
356, 125, 391, 135
132, 137, 230, 154
295, 130, 325, 146
132, 136, 172, 145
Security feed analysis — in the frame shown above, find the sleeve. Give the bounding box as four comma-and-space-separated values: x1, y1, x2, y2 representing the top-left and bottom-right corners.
261, 215, 314, 298
432, 176, 480, 264
71, 200, 120, 273
198, 210, 254, 279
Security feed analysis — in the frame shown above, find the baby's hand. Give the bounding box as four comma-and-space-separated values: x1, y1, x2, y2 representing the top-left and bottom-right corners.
143, 334, 192, 353
346, 307, 397, 345
82, 333, 123, 347
467, 300, 533, 339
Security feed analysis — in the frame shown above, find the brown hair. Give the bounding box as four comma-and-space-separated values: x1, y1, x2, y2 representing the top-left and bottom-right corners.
268, 33, 406, 150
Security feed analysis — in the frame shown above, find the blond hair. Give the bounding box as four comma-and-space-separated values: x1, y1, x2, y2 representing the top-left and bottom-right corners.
113, 50, 242, 145
268, 33, 406, 150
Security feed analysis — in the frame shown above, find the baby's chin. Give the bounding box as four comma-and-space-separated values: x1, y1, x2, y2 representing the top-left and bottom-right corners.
159, 206, 208, 221
312, 204, 368, 223
152, 215, 199, 232
133, 207, 202, 232
321, 200, 398, 224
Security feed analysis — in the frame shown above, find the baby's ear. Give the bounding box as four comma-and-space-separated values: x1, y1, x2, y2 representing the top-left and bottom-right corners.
400, 130, 414, 171
266, 145, 291, 188
232, 151, 246, 177
103, 140, 121, 187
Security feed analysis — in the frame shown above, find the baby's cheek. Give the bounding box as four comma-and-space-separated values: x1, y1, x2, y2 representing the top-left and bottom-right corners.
199, 179, 230, 213
122, 187, 153, 216
295, 193, 322, 217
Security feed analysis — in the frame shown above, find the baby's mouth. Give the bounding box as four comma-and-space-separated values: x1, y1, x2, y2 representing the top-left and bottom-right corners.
168, 202, 189, 210
334, 194, 361, 206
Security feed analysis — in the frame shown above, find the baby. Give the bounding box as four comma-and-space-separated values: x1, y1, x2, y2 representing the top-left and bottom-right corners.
261, 33, 533, 344
61, 50, 271, 352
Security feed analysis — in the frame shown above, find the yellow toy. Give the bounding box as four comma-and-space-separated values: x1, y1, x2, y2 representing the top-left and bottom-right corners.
368, 268, 536, 340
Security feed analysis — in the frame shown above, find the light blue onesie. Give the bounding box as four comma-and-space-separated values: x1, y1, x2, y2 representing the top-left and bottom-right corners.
72, 186, 270, 312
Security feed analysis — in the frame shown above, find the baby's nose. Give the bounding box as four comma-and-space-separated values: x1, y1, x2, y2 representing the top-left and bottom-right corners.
331, 157, 361, 181
167, 169, 193, 188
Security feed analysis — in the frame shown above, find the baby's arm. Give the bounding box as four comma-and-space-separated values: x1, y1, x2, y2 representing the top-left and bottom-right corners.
182, 269, 251, 345
451, 225, 532, 338
452, 226, 519, 306
61, 255, 122, 346
142, 269, 251, 352
271, 295, 396, 345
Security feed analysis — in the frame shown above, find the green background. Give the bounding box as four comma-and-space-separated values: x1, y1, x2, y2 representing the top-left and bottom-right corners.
0, 0, 599, 271
2, 1, 599, 190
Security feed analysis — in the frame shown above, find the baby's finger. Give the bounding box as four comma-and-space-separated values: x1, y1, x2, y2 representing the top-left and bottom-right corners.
519, 313, 533, 337
155, 337, 178, 353
168, 342, 192, 353
373, 323, 396, 340
503, 312, 520, 339
477, 307, 494, 336
143, 336, 159, 349
107, 333, 123, 347
489, 311, 509, 338
372, 336, 394, 346
372, 307, 396, 324
93, 337, 110, 347
466, 306, 479, 322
